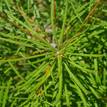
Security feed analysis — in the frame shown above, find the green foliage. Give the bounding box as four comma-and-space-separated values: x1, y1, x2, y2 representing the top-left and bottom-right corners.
0, 0, 107, 107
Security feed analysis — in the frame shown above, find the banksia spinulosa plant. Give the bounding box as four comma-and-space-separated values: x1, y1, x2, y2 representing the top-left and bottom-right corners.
0, 0, 107, 107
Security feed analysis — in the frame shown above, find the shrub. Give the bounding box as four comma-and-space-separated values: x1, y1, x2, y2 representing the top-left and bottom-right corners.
0, 0, 107, 107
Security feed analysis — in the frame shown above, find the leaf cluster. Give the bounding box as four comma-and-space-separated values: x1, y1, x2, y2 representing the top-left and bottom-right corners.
0, 0, 107, 107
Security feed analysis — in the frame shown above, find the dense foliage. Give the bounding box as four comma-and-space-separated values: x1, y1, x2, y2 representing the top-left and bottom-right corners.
0, 0, 107, 107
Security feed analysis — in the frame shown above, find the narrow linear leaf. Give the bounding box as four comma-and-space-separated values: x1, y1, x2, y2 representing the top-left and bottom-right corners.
64, 85, 70, 107
75, 84, 88, 107
2, 79, 11, 107
89, 86, 101, 99
59, 0, 68, 44
64, 63, 88, 94
56, 56, 63, 106
68, 59, 94, 73
8, 61, 24, 80
0, 37, 33, 47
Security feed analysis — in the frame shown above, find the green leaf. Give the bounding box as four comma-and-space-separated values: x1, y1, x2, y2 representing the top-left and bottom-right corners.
2, 79, 11, 107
